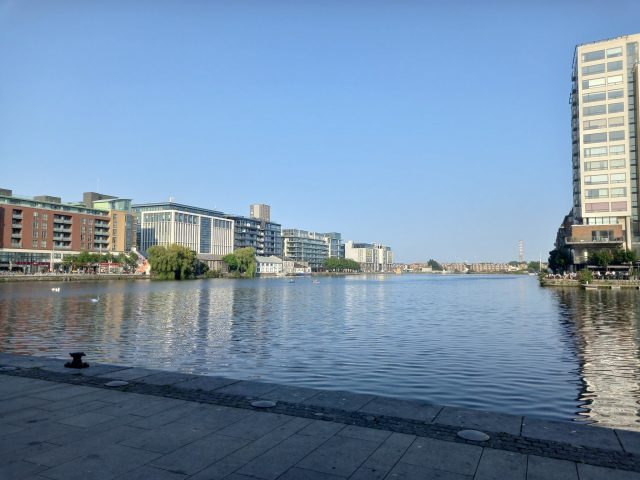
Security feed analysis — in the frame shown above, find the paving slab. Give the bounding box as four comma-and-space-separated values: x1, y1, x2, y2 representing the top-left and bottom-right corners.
526, 455, 578, 480
172, 403, 252, 431
400, 436, 483, 476
359, 396, 442, 423
337, 424, 391, 443
216, 411, 295, 440
435, 406, 522, 436
172, 374, 239, 391
116, 465, 188, 480
96, 367, 157, 381
261, 384, 321, 403
56, 412, 116, 428
0, 458, 49, 479
216, 379, 280, 397
296, 434, 381, 477
135, 371, 198, 386
577, 463, 640, 479
474, 448, 526, 480
617, 429, 640, 455
522, 417, 622, 451
350, 432, 416, 480
386, 462, 472, 479
119, 421, 211, 453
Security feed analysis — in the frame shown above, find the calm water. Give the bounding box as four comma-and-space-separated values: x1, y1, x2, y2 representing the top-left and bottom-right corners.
1, 275, 639, 430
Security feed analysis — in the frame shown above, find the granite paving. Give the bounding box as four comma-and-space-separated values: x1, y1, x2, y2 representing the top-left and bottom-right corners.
2, 353, 640, 479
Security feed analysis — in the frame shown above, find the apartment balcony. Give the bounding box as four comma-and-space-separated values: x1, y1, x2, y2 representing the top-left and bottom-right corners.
53, 226, 72, 233
95, 221, 109, 227
54, 218, 72, 225
53, 235, 71, 241
94, 238, 109, 245
11, 222, 22, 228
12, 213, 22, 220
11, 241, 21, 248
11, 232, 22, 239
565, 237, 624, 245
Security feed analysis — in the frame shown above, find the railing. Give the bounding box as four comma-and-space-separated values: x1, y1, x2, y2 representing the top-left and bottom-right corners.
53, 219, 72, 225
12, 214, 22, 220
11, 233, 21, 239
53, 227, 72, 233
565, 237, 624, 244
11, 222, 21, 228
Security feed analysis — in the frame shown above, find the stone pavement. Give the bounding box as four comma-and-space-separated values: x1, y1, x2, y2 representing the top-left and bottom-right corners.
1, 353, 640, 479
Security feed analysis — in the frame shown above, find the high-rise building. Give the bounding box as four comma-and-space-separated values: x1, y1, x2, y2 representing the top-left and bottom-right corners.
566, 34, 640, 263
250, 204, 271, 222
132, 202, 234, 256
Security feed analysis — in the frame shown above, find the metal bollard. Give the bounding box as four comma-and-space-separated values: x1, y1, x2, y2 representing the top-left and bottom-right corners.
64, 352, 89, 369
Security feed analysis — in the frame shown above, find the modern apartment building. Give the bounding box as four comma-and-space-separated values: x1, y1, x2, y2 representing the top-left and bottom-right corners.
133, 202, 234, 256
344, 241, 393, 272
565, 34, 640, 263
91, 197, 136, 253
282, 229, 330, 269
226, 207, 283, 257
250, 203, 271, 222
0, 189, 112, 271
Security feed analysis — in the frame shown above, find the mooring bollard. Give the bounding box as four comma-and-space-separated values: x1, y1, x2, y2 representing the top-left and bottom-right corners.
64, 352, 89, 369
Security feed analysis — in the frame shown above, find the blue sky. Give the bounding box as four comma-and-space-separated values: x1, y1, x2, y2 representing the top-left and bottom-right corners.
1, 1, 639, 262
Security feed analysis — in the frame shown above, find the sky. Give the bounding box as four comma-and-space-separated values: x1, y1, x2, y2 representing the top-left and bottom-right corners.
1, 0, 639, 263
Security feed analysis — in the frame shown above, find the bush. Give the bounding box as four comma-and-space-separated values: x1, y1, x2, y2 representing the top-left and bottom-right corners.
578, 269, 593, 283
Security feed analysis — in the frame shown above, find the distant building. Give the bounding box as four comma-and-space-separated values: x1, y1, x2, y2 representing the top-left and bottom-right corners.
90, 196, 136, 253
132, 202, 234, 257
344, 241, 393, 272
250, 204, 271, 222
283, 259, 311, 275
256, 255, 283, 275
226, 214, 283, 257
282, 229, 343, 269
0, 190, 112, 271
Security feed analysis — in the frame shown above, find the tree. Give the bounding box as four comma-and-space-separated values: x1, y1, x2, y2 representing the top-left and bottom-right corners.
427, 259, 443, 271
589, 249, 614, 268
548, 248, 570, 273
527, 261, 542, 272
323, 257, 361, 272
147, 244, 205, 280
222, 247, 256, 277
612, 248, 638, 264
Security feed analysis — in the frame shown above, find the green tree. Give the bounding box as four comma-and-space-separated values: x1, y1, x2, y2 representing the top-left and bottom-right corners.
323, 257, 361, 272
548, 248, 570, 273
147, 244, 204, 280
578, 268, 593, 283
222, 248, 256, 277
589, 249, 614, 268
612, 248, 638, 264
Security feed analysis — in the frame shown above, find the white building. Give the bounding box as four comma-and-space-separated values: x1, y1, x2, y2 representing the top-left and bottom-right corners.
133, 202, 234, 256
344, 241, 393, 272
255, 255, 283, 275
283, 259, 311, 275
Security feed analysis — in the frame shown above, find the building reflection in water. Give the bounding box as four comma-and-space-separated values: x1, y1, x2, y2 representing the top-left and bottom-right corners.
550, 287, 640, 431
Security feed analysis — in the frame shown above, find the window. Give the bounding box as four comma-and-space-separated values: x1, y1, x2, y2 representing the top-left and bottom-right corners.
582, 92, 606, 103
610, 158, 626, 169
611, 201, 627, 211
584, 146, 608, 157
607, 47, 623, 58
43, 213, 48, 220
611, 187, 627, 197
582, 50, 605, 62
609, 130, 625, 141
586, 188, 609, 199
611, 173, 626, 183
41, 231, 46, 239
608, 89, 624, 99
41, 240, 47, 247
34, 212, 38, 218
585, 174, 608, 184
585, 202, 610, 212
585, 160, 608, 170
607, 60, 623, 72
584, 132, 607, 143
582, 78, 606, 89
608, 75, 623, 85
32, 230, 38, 239
32, 240, 38, 248
583, 118, 607, 130
582, 64, 605, 75
609, 116, 624, 127
584, 105, 606, 116
608, 102, 624, 113
610, 144, 625, 155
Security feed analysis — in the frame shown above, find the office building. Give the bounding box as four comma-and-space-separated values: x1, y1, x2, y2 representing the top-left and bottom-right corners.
133, 202, 234, 256
344, 241, 393, 272
564, 34, 640, 263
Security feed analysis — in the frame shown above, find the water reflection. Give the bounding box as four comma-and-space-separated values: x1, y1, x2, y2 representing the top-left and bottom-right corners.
1, 276, 640, 429
550, 288, 640, 430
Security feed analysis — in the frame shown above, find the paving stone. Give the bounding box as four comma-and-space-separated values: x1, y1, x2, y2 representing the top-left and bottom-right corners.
188, 417, 312, 480
337, 424, 391, 443
359, 396, 442, 423
238, 432, 329, 480
135, 371, 198, 386
577, 463, 640, 479
345, 432, 416, 480
37, 442, 160, 480
30, 384, 96, 401
435, 406, 522, 436
68, 364, 129, 377
0, 458, 48, 479
296, 434, 380, 477
296, 419, 344, 440
474, 448, 526, 480
173, 404, 252, 431
97, 367, 157, 381
400, 436, 482, 476
56, 412, 116, 428
617, 429, 640, 455
116, 465, 188, 479
172, 375, 239, 391
216, 411, 293, 440
522, 417, 623, 451
0, 419, 81, 455
386, 462, 472, 479
46, 414, 142, 446
526, 455, 578, 480
260, 384, 321, 403
119, 422, 211, 453
150, 433, 249, 475
0, 396, 50, 415
92, 394, 185, 418
1, 406, 73, 426
128, 402, 202, 429
277, 467, 346, 480
216, 380, 280, 397
303, 389, 374, 412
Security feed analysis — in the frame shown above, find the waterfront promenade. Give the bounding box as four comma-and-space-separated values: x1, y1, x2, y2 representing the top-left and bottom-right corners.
1, 354, 640, 479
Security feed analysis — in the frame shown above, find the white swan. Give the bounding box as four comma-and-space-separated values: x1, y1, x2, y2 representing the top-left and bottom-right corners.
90, 295, 100, 303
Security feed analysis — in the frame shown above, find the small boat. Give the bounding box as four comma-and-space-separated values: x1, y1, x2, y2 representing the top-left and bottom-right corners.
288, 279, 295, 283
50, 287, 60, 292
312, 279, 320, 284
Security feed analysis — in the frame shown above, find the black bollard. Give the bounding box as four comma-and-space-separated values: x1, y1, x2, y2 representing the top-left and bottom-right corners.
64, 352, 89, 369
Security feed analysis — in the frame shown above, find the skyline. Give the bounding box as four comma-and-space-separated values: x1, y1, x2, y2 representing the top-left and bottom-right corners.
2, 1, 640, 262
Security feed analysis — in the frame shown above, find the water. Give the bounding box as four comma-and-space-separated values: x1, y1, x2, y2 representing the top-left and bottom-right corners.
0, 274, 639, 430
